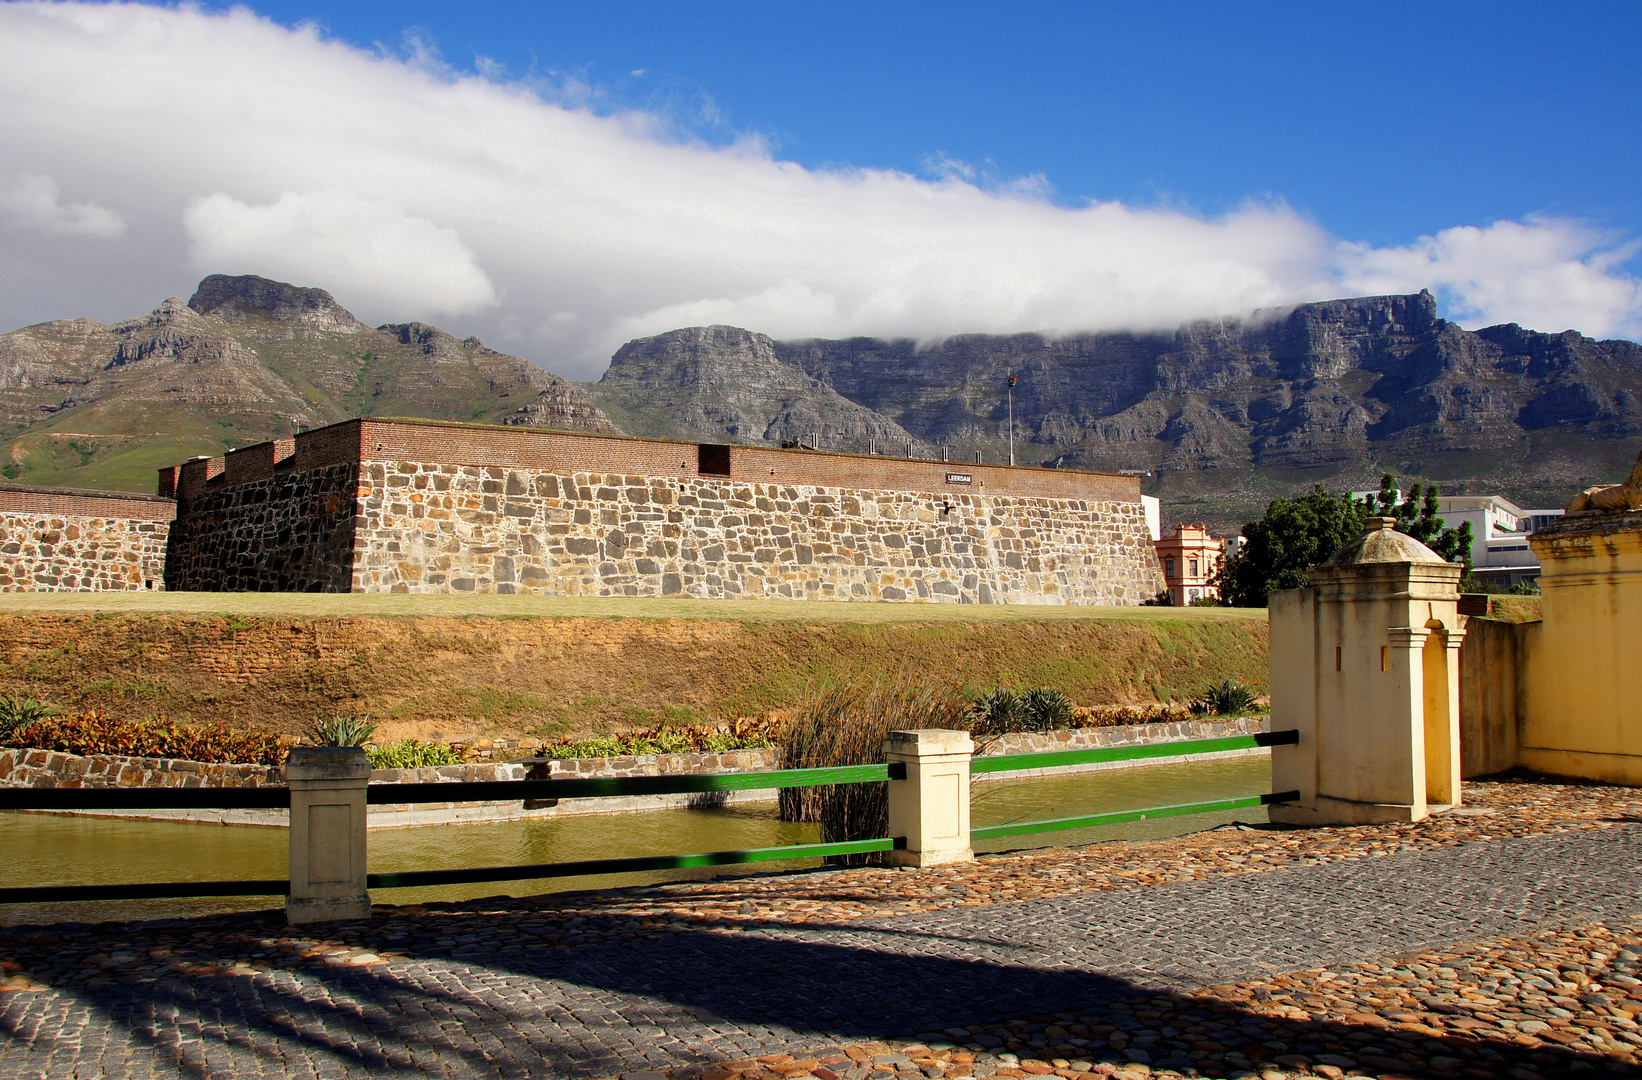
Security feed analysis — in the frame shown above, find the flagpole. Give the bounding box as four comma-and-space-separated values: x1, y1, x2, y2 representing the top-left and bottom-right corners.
1007, 373, 1016, 467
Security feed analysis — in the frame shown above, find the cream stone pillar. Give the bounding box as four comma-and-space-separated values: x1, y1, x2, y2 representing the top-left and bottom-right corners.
1520, 513, 1642, 784
884, 728, 974, 867
1269, 517, 1465, 826
285, 747, 372, 925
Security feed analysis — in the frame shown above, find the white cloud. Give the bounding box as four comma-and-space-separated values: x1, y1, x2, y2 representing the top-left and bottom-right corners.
184, 190, 498, 317
1339, 217, 1642, 340
0, 174, 126, 237
0, 1, 1636, 378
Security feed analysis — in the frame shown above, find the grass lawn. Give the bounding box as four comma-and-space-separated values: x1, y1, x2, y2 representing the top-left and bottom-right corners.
0, 592, 1267, 624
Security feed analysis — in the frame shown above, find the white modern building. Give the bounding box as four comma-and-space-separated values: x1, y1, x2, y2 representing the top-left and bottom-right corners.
1435, 495, 1563, 586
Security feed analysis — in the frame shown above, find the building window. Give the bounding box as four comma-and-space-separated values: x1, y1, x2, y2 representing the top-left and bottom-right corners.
697, 444, 732, 477
1189, 558, 1199, 577
1165, 557, 1175, 579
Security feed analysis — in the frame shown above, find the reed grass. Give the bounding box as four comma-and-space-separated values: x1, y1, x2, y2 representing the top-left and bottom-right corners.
775, 676, 969, 865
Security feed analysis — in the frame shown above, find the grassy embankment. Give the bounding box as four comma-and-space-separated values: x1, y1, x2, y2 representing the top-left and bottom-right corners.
0, 594, 1268, 744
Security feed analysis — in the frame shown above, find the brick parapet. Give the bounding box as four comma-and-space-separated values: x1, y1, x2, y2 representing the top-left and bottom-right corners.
0, 485, 175, 522
169, 418, 1143, 504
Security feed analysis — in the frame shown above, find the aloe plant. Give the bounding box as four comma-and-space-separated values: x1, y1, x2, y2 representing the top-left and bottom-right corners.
0, 694, 56, 743
1019, 687, 1075, 732
303, 715, 376, 748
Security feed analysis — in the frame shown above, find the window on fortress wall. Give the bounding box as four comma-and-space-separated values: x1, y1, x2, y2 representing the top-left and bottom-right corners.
1165, 557, 1176, 579
698, 444, 732, 477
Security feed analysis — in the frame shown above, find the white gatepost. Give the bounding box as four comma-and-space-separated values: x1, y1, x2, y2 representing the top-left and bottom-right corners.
1269, 516, 1465, 826
285, 747, 372, 925
884, 728, 974, 867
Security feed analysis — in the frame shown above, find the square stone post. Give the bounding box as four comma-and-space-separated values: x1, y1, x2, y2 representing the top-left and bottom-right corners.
285, 747, 372, 925
884, 728, 974, 867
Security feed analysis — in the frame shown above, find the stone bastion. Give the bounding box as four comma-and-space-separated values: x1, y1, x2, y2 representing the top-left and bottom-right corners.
157, 418, 1165, 603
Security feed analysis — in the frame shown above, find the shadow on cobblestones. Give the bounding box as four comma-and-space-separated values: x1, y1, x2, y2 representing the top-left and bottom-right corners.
4, 912, 1636, 1079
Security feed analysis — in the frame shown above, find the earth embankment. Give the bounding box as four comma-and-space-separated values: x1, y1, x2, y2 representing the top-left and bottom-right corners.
0, 597, 1267, 742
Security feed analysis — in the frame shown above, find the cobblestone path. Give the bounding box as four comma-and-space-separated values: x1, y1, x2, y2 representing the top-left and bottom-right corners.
2, 824, 1639, 1079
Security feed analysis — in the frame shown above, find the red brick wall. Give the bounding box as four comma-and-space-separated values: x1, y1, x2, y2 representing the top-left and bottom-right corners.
169, 418, 1144, 505
0, 485, 175, 523
357, 419, 1142, 503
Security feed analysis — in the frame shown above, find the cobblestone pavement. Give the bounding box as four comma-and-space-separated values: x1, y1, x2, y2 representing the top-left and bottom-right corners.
3, 774, 1642, 1076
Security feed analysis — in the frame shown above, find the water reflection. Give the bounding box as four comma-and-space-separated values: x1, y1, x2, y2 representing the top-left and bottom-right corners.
0, 755, 1269, 926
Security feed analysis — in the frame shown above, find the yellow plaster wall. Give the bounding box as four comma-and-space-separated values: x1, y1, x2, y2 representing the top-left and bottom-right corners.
1522, 519, 1642, 784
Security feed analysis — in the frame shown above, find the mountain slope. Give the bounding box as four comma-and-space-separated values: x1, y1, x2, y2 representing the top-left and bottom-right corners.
586, 325, 917, 448
0, 275, 613, 492
584, 292, 1642, 526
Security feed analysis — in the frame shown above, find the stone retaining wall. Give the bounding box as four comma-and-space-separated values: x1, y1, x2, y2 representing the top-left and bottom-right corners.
0, 484, 174, 591
0, 746, 783, 828
974, 715, 1273, 779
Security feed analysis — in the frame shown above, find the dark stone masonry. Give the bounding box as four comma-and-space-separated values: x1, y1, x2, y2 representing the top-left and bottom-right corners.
159, 418, 1165, 603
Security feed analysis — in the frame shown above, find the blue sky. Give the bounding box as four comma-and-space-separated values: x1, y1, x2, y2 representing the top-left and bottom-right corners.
1, 1, 1638, 376
221, 0, 1642, 248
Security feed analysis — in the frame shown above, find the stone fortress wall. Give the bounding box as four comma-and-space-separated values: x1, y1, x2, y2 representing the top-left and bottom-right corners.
162, 418, 1165, 603
0, 484, 174, 592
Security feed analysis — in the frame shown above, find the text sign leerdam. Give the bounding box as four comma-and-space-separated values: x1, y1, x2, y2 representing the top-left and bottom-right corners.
945, 472, 974, 485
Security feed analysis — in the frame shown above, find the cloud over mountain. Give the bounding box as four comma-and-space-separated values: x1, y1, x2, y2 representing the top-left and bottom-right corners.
0, 2, 1637, 379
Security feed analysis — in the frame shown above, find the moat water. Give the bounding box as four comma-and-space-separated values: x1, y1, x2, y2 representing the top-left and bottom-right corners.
1, 756, 1269, 926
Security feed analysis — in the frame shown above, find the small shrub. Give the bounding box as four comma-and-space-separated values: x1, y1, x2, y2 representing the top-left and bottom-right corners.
1190, 679, 1260, 717
368, 739, 464, 769
304, 715, 376, 747
6, 710, 286, 764
967, 686, 1075, 735
542, 715, 776, 759
1019, 687, 1074, 732
967, 687, 1026, 736
0, 693, 56, 743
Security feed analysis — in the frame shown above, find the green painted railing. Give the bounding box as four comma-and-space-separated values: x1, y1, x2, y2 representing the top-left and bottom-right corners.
0, 727, 1300, 905
0, 838, 905, 904
971, 729, 1297, 775
368, 836, 901, 890
971, 790, 1300, 841
0, 762, 903, 811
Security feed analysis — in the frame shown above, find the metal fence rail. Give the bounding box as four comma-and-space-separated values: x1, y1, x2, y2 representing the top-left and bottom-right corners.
367, 837, 902, 890
971, 790, 1300, 841
0, 762, 907, 811
0, 837, 907, 905
0, 879, 291, 905
971, 729, 1297, 775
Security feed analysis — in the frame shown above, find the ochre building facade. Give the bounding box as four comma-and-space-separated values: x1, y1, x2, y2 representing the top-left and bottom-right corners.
161, 418, 1164, 604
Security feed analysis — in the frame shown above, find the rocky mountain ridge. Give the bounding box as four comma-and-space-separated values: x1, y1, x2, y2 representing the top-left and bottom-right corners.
4, 274, 1639, 528
0, 275, 612, 491
586, 292, 1642, 525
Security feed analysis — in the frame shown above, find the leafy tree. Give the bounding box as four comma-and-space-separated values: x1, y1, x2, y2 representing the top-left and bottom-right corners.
1215, 474, 1474, 607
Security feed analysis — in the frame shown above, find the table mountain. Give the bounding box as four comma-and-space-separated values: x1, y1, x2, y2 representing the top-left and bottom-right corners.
586, 291, 1642, 527
0, 274, 612, 491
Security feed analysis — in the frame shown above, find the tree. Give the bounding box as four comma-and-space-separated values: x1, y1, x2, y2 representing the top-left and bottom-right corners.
1215, 474, 1474, 607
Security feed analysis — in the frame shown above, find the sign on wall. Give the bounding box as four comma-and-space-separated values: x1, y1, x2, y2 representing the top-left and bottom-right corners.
945, 473, 974, 485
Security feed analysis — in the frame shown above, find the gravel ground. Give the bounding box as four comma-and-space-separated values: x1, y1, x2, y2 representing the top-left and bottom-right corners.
2, 771, 1640, 1080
